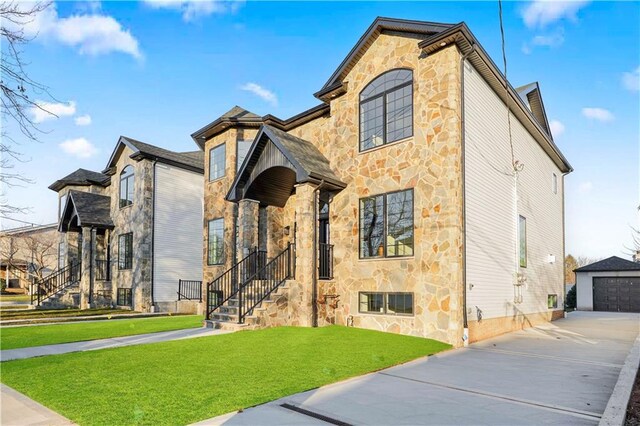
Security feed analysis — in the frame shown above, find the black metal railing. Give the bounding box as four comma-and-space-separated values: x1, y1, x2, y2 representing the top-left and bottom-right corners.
237, 243, 294, 324
31, 262, 81, 305
178, 280, 203, 301
205, 247, 266, 320
319, 243, 334, 280
95, 259, 111, 281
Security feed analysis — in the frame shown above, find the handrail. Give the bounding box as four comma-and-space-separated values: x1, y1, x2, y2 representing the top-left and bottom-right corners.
205, 247, 266, 320
178, 279, 202, 301
237, 243, 294, 323
31, 261, 81, 305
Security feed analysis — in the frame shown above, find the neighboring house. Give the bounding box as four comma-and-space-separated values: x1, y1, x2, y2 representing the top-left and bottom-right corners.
0, 224, 58, 293
41, 136, 204, 312
575, 256, 640, 312
193, 17, 572, 346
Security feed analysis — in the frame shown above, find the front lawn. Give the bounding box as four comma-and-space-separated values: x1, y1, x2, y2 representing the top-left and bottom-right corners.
0, 326, 450, 425
0, 315, 203, 350
0, 294, 30, 303
0, 308, 140, 321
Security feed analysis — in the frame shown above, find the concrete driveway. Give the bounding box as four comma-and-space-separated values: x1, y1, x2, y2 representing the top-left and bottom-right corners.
199, 311, 640, 425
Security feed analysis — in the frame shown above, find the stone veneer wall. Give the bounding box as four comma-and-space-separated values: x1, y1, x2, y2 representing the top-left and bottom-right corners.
108, 146, 154, 311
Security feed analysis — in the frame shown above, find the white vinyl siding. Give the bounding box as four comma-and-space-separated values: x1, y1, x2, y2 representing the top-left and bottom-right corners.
464, 61, 564, 320
153, 163, 204, 303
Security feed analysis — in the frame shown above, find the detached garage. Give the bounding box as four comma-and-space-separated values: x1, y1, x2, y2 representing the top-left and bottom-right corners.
575, 256, 640, 312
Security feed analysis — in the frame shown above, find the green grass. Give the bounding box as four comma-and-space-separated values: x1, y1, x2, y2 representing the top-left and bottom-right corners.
0, 326, 450, 425
0, 294, 30, 302
0, 315, 203, 350
0, 308, 140, 321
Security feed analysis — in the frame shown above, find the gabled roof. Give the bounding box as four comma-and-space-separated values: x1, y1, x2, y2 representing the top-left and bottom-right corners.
227, 125, 345, 206
59, 190, 114, 232
516, 82, 551, 137
49, 168, 110, 192
103, 136, 204, 174
315, 17, 454, 99
574, 256, 640, 273
417, 22, 572, 173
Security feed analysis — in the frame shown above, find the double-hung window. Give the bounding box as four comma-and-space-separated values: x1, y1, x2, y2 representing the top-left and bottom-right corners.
359, 189, 414, 258
118, 233, 133, 270
209, 144, 226, 181
359, 69, 413, 151
119, 166, 134, 208
207, 218, 224, 265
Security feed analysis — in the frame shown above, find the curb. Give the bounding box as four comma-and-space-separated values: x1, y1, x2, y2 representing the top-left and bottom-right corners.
599, 334, 640, 426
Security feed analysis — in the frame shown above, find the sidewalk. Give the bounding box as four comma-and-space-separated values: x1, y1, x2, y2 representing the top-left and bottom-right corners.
1, 327, 227, 361
1, 384, 74, 426
0, 311, 184, 327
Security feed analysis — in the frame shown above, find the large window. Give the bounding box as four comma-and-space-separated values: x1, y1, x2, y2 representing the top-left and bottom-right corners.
359, 189, 414, 258
207, 218, 224, 265
58, 194, 67, 219
118, 233, 133, 270
359, 292, 414, 315
119, 166, 134, 208
359, 69, 413, 151
117, 288, 132, 307
209, 143, 226, 181
519, 215, 527, 268
58, 242, 65, 270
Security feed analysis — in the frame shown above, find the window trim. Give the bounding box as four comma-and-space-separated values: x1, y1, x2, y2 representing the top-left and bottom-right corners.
519, 215, 527, 268
358, 291, 414, 316
207, 217, 225, 266
358, 68, 414, 153
209, 143, 226, 182
118, 232, 133, 270
359, 188, 414, 259
119, 165, 134, 209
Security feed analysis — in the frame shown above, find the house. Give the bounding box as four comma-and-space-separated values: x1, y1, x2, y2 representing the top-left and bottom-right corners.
575, 256, 640, 312
194, 17, 572, 346
0, 223, 58, 293
38, 136, 204, 312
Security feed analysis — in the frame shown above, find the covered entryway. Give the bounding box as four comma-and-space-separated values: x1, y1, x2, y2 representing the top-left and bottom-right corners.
575, 256, 640, 312
593, 277, 640, 312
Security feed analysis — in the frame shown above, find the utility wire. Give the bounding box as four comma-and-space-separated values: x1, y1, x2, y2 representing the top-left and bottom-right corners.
498, 0, 519, 173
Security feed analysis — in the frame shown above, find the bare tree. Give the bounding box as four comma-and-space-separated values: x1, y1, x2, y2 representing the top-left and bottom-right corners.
1, 1, 55, 218
0, 231, 57, 283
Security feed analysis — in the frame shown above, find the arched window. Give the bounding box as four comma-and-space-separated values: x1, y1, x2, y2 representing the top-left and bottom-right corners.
359, 69, 413, 151
119, 165, 134, 208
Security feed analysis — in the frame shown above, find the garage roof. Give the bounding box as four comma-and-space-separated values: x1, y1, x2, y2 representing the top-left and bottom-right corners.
574, 256, 640, 272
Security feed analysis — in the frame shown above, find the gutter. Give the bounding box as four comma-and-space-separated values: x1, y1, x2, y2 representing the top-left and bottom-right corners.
459, 43, 476, 345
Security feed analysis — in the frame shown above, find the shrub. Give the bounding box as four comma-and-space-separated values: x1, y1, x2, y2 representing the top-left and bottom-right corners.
565, 284, 576, 310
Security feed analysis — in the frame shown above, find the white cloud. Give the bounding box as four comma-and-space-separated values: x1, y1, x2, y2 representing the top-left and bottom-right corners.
14, 2, 141, 59
622, 66, 640, 93
241, 82, 278, 106
143, 0, 244, 22
582, 107, 615, 123
59, 138, 98, 158
531, 29, 565, 47
521, 0, 590, 28
549, 120, 565, 137
31, 101, 76, 123
578, 181, 593, 193
74, 114, 92, 126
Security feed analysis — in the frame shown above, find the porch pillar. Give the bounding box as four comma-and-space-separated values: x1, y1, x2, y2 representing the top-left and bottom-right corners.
238, 199, 259, 257
79, 226, 93, 309
294, 183, 316, 327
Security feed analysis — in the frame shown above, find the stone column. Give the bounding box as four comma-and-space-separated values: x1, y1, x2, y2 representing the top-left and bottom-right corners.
293, 183, 316, 327
238, 199, 259, 257
79, 227, 92, 309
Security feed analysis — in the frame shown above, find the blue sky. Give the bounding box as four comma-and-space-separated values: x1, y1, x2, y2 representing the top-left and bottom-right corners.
2, 1, 639, 260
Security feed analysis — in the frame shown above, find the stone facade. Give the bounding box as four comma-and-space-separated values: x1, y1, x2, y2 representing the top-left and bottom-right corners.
201, 33, 466, 346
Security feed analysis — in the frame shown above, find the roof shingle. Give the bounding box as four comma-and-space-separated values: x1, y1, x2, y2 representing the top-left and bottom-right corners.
574, 256, 640, 273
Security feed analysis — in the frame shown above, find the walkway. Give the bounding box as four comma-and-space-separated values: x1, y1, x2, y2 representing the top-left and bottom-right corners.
1, 384, 74, 426
1, 327, 226, 361
196, 312, 640, 425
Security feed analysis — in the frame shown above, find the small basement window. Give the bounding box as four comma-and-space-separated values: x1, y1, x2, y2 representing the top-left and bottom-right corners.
548, 294, 558, 309
359, 292, 414, 316
117, 288, 132, 307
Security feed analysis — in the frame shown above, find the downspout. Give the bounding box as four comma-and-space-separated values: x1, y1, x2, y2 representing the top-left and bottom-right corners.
460, 43, 476, 346
312, 179, 329, 328
150, 160, 157, 311
89, 227, 94, 307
